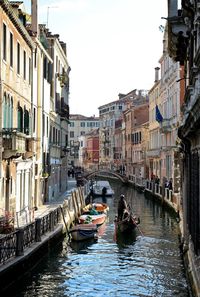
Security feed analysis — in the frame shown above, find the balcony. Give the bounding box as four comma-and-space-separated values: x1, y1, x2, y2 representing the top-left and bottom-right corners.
146, 149, 161, 158
2, 128, 29, 158
25, 137, 37, 158
55, 94, 70, 122
61, 146, 69, 158
160, 119, 171, 133
60, 101, 70, 122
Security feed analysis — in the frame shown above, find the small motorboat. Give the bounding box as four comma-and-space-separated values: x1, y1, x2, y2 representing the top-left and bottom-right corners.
92, 180, 114, 197
79, 213, 107, 226
69, 223, 98, 241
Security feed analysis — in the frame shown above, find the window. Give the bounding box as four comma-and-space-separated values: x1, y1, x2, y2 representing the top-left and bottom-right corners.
56, 56, 58, 72
34, 49, 37, 68
23, 50, 26, 80
70, 122, 74, 127
65, 135, 68, 146
3, 23, 7, 61
17, 42, 20, 74
80, 131, 85, 136
33, 107, 36, 133
29, 57, 31, 84
70, 131, 74, 138
10, 32, 13, 67
46, 117, 49, 136
53, 127, 55, 143
43, 57, 47, 79
58, 130, 60, 145
80, 122, 85, 127
17, 104, 23, 132
42, 114, 45, 136
24, 108, 29, 134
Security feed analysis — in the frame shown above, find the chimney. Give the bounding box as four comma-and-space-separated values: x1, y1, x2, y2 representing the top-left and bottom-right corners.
31, 0, 38, 36
154, 67, 160, 83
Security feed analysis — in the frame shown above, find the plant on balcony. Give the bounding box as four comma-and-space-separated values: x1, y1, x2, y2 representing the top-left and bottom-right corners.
42, 172, 49, 178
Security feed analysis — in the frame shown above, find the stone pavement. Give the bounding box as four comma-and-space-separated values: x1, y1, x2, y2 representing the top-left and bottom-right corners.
34, 177, 77, 219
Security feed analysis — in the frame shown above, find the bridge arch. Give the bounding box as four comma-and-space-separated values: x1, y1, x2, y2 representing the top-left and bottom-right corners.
84, 170, 128, 184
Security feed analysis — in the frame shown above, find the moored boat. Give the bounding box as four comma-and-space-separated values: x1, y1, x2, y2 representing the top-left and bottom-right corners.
79, 213, 107, 226
92, 180, 114, 197
69, 223, 98, 241
82, 203, 109, 214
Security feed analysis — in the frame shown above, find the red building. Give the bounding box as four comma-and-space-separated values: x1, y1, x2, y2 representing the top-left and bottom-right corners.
85, 129, 99, 170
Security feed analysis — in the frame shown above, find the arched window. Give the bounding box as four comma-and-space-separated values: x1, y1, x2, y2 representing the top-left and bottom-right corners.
10, 97, 13, 128
24, 107, 29, 134
17, 102, 23, 132
3, 92, 7, 128
7, 95, 11, 128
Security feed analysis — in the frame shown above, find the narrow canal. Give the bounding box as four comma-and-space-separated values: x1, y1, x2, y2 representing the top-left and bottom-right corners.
10, 180, 191, 297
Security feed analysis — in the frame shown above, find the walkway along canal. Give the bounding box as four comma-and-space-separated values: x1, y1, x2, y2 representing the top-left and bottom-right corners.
1, 179, 192, 297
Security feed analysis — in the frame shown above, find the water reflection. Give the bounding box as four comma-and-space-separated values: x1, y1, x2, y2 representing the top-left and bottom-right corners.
69, 238, 98, 253
3, 179, 191, 297
115, 228, 137, 248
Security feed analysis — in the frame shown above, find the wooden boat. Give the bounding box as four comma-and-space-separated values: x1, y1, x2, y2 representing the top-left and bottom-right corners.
92, 180, 114, 197
79, 213, 107, 226
115, 211, 140, 233
82, 203, 109, 214
69, 223, 98, 241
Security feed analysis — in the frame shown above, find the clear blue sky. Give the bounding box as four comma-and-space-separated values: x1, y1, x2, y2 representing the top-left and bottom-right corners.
23, 0, 167, 116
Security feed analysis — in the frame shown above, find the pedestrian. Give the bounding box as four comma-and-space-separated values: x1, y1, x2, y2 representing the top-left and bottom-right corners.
168, 178, 173, 190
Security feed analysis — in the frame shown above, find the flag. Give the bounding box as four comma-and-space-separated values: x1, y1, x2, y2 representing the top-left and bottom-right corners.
155, 104, 163, 123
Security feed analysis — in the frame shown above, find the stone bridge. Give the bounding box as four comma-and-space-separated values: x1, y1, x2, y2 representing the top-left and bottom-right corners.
84, 170, 128, 184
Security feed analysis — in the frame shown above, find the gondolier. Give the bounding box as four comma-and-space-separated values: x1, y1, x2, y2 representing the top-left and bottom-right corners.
117, 194, 127, 221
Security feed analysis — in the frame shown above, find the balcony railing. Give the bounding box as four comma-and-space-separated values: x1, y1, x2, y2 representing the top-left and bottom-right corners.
160, 119, 171, 133
2, 128, 30, 157
146, 149, 161, 158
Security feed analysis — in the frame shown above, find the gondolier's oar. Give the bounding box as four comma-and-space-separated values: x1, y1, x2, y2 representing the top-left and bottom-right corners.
132, 217, 144, 236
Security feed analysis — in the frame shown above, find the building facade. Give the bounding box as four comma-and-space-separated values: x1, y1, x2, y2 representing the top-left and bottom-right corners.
0, 0, 70, 225
0, 0, 35, 221
68, 114, 99, 167
167, 1, 200, 294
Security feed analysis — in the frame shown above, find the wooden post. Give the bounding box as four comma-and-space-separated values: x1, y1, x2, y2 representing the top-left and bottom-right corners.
72, 192, 79, 222
74, 190, 80, 216
79, 187, 85, 208
50, 211, 54, 231
78, 187, 82, 208
35, 218, 41, 242
16, 228, 24, 256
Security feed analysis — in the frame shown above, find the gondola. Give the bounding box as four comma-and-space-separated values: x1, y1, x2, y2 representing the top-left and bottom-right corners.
115, 210, 140, 233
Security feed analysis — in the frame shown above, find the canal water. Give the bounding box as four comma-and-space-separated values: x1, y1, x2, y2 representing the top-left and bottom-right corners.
9, 180, 191, 297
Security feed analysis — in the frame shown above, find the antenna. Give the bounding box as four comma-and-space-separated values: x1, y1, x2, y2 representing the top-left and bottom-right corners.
47, 6, 58, 28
